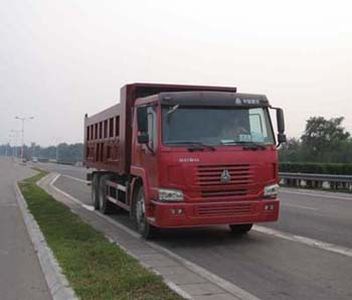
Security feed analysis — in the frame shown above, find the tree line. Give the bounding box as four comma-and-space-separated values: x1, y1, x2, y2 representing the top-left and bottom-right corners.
0, 142, 83, 164
280, 116, 352, 163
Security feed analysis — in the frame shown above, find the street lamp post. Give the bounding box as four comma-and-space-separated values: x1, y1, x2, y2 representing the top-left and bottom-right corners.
15, 116, 34, 161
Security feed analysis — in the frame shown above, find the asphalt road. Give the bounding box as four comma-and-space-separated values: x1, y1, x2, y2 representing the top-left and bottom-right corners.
0, 158, 50, 300
37, 162, 352, 300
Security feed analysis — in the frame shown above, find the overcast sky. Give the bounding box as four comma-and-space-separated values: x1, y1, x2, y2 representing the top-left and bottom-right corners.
1, 0, 351, 146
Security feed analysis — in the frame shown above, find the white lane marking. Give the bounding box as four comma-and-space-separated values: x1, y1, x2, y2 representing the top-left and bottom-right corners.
50, 174, 90, 207
62, 174, 89, 184
280, 189, 352, 201
281, 204, 317, 211
50, 173, 61, 186
49, 174, 260, 300
254, 225, 352, 258
82, 204, 95, 211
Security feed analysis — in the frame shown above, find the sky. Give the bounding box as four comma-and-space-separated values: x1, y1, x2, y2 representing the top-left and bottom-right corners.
1, 0, 351, 146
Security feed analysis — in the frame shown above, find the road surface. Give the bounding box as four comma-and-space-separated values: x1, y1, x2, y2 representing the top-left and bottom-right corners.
0, 158, 51, 300
37, 162, 352, 300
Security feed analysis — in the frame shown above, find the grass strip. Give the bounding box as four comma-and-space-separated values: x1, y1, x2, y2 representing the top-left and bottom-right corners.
19, 172, 182, 300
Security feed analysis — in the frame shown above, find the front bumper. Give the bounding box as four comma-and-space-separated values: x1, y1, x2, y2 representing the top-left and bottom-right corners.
149, 198, 279, 228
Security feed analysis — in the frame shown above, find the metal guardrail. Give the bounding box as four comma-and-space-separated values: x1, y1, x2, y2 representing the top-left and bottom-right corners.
279, 172, 352, 191
279, 172, 352, 183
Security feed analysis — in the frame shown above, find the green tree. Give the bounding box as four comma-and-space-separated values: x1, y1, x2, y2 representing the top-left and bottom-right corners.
279, 137, 302, 162
301, 116, 350, 162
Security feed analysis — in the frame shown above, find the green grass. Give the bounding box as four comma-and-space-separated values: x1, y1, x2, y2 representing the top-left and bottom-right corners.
19, 172, 182, 300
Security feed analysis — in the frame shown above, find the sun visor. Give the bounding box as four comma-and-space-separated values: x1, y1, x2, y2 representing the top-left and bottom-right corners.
159, 91, 269, 107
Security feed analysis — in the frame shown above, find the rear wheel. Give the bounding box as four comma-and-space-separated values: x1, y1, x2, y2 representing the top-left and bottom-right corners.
229, 224, 253, 234
134, 186, 157, 239
91, 173, 100, 209
98, 175, 115, 214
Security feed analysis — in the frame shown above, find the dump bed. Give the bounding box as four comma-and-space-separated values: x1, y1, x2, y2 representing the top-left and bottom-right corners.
84, 83, 237, 174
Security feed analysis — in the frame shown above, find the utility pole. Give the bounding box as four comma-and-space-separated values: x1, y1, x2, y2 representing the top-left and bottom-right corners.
15, 116, 34, 161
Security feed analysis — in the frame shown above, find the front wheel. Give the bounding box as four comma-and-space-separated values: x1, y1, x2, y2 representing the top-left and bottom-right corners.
229, 224, 253, 234
134, 187, 157, 239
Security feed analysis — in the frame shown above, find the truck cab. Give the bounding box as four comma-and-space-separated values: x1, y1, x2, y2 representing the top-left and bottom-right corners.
131, 91, 285, 237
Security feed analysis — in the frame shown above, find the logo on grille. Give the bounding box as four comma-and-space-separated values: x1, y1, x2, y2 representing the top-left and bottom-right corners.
220, 169, 231, 183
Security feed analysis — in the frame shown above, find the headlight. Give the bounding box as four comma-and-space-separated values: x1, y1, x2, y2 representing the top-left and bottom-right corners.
158, 188, 184, 202
264, 184, 279, 198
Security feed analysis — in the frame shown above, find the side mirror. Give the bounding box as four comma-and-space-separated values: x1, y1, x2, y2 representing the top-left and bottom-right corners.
137, 132, 149, 144
137, 106, 148, 133
276, 108, 285, 134
275, 108, 286, 145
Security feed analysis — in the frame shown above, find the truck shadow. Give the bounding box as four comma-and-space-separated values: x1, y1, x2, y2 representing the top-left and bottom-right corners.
109, 212, 267, 249
154, 227, 263, 249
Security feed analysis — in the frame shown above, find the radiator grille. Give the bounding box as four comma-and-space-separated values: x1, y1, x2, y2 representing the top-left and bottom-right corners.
196, 203, 253, 216
196, 164, 255, 199
197, 164, 253, 186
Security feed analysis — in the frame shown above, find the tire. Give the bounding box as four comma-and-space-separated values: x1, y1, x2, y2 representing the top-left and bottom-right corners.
134, 186, 157, 239
98, 175, 115, 214
91, 173, 100, 210
229, 224, 253, 234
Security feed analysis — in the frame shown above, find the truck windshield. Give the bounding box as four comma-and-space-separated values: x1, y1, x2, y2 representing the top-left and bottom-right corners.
162, 106, 275, 146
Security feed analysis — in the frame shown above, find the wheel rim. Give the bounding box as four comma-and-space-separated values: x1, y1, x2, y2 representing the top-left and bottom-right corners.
136, 194, 146, 232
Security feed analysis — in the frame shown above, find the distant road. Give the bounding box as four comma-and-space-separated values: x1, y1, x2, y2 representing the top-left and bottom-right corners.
36, 162, 87, 180
36, 162, 352, 300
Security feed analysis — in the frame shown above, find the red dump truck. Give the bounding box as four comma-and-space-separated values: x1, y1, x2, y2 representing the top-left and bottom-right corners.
84, 83, 286, 238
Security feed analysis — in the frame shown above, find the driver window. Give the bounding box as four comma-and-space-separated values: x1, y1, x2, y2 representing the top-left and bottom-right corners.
249, 114, 263, 134
249, 108, 267, 142
147, 107, 157, 150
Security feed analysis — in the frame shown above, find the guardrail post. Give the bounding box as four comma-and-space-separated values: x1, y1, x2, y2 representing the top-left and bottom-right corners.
322, 181, 330, 189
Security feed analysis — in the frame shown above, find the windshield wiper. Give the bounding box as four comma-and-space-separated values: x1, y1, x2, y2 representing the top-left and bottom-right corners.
166, 141, 216, 151
221, 140, 266, 150
166, 104, 180, 117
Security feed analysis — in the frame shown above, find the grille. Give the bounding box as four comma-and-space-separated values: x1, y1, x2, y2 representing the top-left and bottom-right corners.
196, 164, 254, 186
196, 203, 253, 216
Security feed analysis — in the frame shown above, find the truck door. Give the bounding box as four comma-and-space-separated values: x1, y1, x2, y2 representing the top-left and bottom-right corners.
140, 106, 158, 189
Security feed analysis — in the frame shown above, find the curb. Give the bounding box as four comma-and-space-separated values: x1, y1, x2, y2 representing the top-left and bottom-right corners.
14, 182, 77, 300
